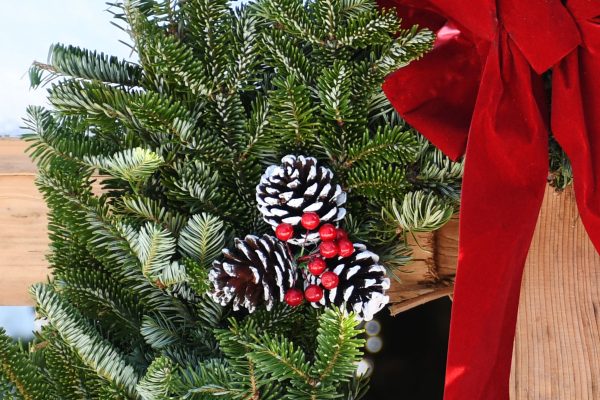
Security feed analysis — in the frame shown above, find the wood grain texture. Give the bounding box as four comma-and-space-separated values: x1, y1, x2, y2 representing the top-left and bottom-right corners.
0, 139, 48, 305
510, 185, 600, 399
389, 217, 458, 314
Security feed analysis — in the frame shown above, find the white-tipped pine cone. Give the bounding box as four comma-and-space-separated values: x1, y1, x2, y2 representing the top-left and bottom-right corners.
256, 155, 347, 244
208, 235, 297, 313
306, 244, 390, 321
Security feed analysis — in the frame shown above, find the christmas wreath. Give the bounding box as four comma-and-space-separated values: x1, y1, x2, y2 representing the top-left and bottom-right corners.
0, 1, 450, 397
0, 0, 587, 398
2, 0, 463, 398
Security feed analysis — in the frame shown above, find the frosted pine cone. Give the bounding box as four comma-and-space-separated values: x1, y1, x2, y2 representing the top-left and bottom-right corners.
208, 235, 297, 313
256, 155, 347, 244
306, 244, 390, 321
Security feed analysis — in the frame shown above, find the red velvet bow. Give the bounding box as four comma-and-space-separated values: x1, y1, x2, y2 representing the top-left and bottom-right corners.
379, 0, 600, 398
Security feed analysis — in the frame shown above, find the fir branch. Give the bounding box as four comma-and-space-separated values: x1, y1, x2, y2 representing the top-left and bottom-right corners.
0, 330, 52, 400
85, 148, 164, 185
346, 162, 408, 199
32, 284, 140, 398
178, 213, 225, 268
382, 191, 454, 233
311, 308, 364, 385
137, 357, 176, 400
260, 31, 314, 83
346, 126, 418, 167
268, 75, 319, 152
130, 222, 177, 283
176, 359, 244, 399
23, 106, 117, 169
119, 195, 188, 234
140, 315, 180, 350
375, 26, 434, 77
47, 43, 143, 86
337, 9, 399, 47
41, 330, 107, 399
247, 334, 313, 386
255, 0, 321, 44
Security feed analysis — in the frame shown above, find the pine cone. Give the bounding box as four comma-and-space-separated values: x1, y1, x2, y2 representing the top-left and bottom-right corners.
306, 244, 390, 321
208, 235, 297, 313
256, 155, 347, 244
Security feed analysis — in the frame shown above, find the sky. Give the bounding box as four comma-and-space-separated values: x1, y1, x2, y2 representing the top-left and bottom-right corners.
0, 1, 136, 137
0, 1, 245, 137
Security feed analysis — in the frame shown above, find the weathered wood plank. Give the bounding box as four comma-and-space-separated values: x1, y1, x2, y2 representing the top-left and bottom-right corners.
0, 139, 47, 305
0, 139, 36, 174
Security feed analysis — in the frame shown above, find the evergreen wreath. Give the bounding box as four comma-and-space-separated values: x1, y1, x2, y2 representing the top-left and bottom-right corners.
1, 0, 464, 398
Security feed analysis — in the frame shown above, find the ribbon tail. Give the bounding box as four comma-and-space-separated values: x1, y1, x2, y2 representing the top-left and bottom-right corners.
552, 48, 600, 254
444, 32, 549, 400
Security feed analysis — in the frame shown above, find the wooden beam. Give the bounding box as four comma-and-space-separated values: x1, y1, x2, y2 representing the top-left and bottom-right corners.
510, 185, 600, 398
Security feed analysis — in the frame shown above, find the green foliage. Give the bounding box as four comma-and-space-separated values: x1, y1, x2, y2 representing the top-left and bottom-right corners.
0, 330, 51, 400
129, 222, 177, 284
16, 0, 462, 398
32, 283, 140, 398
549, 136, 573, 190
178, 213, 225, 268
383, 191, 454, 233
86, 148, 164, 185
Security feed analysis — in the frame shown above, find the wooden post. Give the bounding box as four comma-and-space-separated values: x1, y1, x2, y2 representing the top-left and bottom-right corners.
510, 185, 600, 399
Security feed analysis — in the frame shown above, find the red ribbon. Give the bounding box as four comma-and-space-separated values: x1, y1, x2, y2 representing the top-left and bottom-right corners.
379, 0, 600, 398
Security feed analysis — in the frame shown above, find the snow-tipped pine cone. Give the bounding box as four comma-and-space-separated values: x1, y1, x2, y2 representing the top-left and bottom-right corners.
256, 155, 347, 244
306, 244, 390, 321
208, 235, 297, 312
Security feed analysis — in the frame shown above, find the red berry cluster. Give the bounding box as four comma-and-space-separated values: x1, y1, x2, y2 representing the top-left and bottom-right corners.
276, 212, 354, 307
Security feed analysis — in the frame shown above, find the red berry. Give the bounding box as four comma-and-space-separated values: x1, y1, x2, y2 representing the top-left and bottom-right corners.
284, 288, 304, 307
338, 239, 355, 257
336, 228, 349, 240
320, 241, 339, 258
321, 271, 339, 290
304, 285, 323, 302
301, 212, 320, 230
275, 223, 294, 241
318, 223, 337, 241
308, 258, 327, 276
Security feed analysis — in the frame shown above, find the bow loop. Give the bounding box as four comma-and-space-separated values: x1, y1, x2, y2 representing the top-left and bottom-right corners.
565, 0, 600, 21
499, 0, 580, 73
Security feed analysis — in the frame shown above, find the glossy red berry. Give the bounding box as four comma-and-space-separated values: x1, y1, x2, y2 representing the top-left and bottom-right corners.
336, 228, 349, 240
284, 288, 304, 307
320, 241, 339, 258
304, 285, 323, 302
275, 223, 294, 241
301, 212, 320, 230
318, 223, 337, 241
321, 271, 339, 290
308, 258, 327, 276
338, 239, 355, 257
